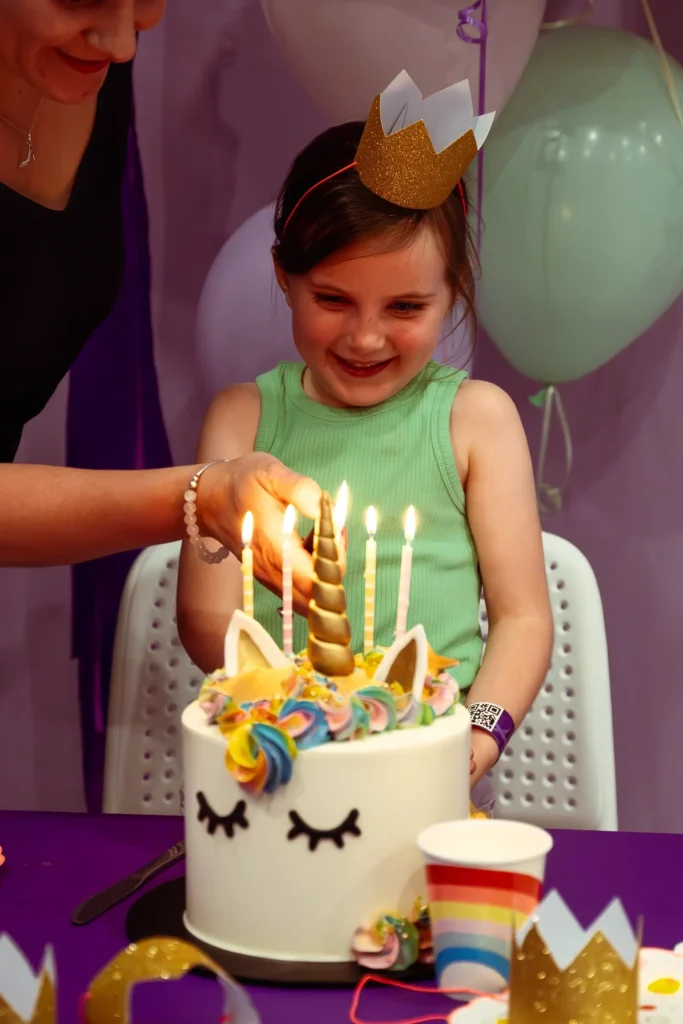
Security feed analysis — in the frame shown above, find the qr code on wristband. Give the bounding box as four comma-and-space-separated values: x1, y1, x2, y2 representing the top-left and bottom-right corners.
469, 703, 502, 731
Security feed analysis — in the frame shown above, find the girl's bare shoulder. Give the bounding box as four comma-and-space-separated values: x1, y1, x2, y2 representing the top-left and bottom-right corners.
450, 378, 523, 445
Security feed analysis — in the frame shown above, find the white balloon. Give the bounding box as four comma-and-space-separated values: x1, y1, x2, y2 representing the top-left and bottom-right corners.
196, 204, 296, 397
261, 0, 546, 121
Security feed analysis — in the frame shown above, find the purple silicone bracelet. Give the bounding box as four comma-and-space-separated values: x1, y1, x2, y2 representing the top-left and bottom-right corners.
467, 702, 516, 754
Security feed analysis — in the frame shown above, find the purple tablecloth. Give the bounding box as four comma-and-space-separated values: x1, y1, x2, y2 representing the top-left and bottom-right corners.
0, 812, 680, 1023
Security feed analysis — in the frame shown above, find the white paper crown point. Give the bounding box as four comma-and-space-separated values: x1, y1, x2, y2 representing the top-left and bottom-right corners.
379, 70, 495, 155
0, 934, 55, 1022
518, 890, 638, 971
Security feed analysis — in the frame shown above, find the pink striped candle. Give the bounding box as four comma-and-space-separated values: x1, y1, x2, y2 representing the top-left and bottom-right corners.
418, 819, 552, 997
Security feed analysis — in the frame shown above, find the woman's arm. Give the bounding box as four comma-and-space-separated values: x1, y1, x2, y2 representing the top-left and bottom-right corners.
0, 430, 320, 614
0, 462, 192, 566
177, 384, 263, 674
452, 381, 554, 786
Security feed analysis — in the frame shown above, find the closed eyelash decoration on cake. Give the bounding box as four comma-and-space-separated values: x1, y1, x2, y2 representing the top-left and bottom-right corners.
287, 808, 361, 852
196, 792, 249, 838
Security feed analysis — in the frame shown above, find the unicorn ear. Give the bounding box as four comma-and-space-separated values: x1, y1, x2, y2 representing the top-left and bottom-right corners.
223, 610, 290, 676
373, 625, 428, 702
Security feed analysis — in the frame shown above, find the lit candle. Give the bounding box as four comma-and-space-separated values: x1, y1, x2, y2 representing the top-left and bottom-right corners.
364, 506, 378, 655
333, 481, 349, 546
241, 511, 254, 618
395, 506, 416, 639
282, 504, 296, 657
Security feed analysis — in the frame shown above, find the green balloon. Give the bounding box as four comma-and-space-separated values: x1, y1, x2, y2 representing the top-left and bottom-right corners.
477, 26, 683, 383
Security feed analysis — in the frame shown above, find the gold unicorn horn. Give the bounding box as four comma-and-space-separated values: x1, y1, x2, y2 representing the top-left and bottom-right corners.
307, 492, 354, 676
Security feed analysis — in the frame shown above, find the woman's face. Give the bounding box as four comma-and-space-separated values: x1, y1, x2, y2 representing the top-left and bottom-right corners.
0, 0, 166, 103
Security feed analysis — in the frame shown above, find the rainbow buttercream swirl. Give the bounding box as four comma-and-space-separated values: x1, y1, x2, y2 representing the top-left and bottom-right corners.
352, 901, 434, 971
199, 651, 459, 795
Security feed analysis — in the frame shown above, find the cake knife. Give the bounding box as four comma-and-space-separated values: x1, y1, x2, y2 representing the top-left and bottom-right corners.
71, 840, 185, 926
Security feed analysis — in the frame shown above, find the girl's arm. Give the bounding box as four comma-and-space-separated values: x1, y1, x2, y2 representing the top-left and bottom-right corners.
177, 384, 265, 675
452, 381, 554, 786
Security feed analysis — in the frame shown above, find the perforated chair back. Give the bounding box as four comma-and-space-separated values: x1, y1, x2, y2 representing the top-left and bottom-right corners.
480, 533, 617, 830
105, 535, 616, 828
103, 542, 200, 815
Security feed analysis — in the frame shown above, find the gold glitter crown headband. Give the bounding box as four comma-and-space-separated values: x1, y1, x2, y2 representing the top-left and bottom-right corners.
282, 71, 495, 232
0, 933, 259, 1024
508, 890, 640, 1024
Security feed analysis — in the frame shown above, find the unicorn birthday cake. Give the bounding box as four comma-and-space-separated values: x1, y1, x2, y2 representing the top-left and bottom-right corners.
181, 491, 471, 971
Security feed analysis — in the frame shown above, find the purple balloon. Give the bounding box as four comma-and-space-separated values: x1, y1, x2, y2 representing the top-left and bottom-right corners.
196, 204, 296, 396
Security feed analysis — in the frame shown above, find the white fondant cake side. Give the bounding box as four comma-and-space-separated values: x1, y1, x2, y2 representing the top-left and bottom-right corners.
182, 700, 471, 962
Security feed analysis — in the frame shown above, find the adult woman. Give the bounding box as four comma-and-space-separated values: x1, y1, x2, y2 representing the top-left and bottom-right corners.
0, 0, 317, 604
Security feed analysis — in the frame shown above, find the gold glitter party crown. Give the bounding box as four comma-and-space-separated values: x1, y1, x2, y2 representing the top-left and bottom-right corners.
508, 891, 640, 1024
355, 70, 495, 209
0, 935, 55, 1024
0, 935, 259, 1024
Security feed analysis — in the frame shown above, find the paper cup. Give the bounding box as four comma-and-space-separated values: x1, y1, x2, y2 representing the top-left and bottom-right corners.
417, 819, 553, 998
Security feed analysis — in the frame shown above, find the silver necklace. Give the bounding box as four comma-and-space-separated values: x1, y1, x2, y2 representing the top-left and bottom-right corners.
0, 96, 45, 169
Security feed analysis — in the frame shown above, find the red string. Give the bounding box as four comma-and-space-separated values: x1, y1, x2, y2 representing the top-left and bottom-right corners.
78, 992, 90, 1023
281, 163, 468, 236
349, 974, 506, 1024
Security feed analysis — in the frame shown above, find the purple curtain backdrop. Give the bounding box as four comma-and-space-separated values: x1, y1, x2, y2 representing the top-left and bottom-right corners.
66, 111, 172, 813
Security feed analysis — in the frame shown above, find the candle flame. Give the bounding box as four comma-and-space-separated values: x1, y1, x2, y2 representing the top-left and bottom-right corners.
404, 506, 416, 543
333, 481, 349, 534
366, 506, 377, 536
242, 510, 254, 546
283, 504, 296, 536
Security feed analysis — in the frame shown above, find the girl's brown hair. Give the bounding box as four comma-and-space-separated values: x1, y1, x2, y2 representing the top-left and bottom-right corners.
272, 121, 478, 338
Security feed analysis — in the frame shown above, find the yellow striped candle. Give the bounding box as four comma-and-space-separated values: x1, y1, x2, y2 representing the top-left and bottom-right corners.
363, 506, 377, 655
241, 511, 254, 618
282, 504, 296, 657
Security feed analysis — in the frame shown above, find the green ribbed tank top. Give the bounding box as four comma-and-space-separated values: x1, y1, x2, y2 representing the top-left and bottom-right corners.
253, 361, 483, 691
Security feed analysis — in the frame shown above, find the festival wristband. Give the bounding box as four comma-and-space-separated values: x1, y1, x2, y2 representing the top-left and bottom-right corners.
467, 702, 515, 755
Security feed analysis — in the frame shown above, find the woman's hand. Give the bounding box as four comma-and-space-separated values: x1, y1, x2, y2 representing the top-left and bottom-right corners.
198, 453, 322, 614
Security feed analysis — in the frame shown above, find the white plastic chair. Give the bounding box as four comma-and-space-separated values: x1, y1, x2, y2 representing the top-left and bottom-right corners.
104, 534, 617, 830
482, 533, 617, 831
103, 542, 200, 815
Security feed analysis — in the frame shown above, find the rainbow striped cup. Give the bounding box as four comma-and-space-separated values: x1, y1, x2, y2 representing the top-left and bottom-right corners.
417, 819, 553, 998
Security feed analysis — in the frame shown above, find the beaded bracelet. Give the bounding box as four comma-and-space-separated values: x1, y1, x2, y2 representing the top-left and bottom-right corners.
183, 459, 231, 564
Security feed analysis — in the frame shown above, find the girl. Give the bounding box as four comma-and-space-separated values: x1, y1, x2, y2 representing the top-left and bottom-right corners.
177, 119, 553, 794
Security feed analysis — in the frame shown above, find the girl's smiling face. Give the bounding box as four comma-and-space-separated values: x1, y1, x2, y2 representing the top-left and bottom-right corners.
0, 0, 166, 103
276, 226, 454, 409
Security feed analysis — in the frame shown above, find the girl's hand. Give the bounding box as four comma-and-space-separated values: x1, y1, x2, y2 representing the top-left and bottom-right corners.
199, 453, 322, 614
470, 729, 500, 788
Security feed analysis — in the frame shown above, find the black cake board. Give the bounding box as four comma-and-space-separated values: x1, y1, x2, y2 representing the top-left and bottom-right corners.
125, 876, 434, 988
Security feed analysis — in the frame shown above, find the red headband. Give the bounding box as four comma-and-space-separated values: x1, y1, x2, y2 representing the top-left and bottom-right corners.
281, 161, 467, 236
